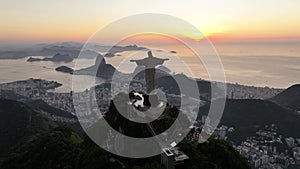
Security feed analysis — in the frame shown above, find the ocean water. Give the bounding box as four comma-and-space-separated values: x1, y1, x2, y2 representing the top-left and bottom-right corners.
105, 42, 300, 89
214, 42, 300, 88
0, 42, 299, 92
0, 57, 102, 92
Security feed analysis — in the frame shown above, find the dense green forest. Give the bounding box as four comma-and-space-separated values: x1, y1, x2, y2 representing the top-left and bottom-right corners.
0, 98, 250, 169
0, 126, 250, 169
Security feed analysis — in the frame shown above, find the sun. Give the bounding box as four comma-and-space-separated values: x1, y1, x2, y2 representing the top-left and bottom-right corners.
180, 22, 230, 41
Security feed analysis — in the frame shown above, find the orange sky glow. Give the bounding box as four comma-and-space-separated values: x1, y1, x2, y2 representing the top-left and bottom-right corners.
1, 0, 300, 44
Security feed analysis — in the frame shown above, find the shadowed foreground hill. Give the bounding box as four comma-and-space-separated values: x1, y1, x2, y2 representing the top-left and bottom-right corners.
199, 99, 300, 143
0, 126, 250, 169
179, 139, 250, 169
0, 98, 250, 169
0, 127, 82, 169
271, 84, 300, 111
0, 98, 56, 159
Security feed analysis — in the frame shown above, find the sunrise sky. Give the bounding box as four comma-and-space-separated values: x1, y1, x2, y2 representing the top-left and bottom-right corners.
1, 0, 300, 44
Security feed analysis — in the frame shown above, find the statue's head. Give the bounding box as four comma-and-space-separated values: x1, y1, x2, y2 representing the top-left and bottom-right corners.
147, 51, 153, 57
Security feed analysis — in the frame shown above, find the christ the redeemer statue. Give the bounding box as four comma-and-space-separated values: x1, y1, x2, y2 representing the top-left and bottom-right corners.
130, 51, 169, 93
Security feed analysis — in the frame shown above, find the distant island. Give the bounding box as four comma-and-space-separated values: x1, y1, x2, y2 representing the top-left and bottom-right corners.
55, 53, 117, 79
0, 42, 148, 61
27, 53, 73, 63
55, 66, 74, 74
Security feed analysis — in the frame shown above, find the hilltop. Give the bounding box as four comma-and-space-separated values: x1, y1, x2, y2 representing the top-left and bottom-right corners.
199, 99, 300, 143
270, 84, 300, 111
